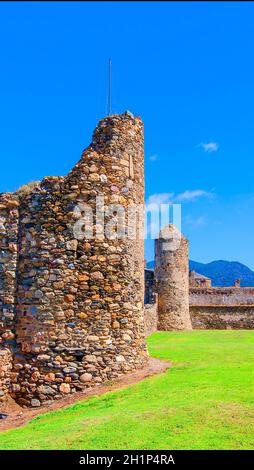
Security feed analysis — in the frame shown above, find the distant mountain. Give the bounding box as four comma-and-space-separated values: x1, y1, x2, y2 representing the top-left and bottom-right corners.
146, 259, 254, 287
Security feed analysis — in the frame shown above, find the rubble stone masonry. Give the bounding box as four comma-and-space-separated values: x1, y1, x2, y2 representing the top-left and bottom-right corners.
190, 287, 254, 329
0, 193, 19, 344
144, 294, 158, 337
155, 225, 192, 331
0, 113, 148, 406
0, 349, 12, 402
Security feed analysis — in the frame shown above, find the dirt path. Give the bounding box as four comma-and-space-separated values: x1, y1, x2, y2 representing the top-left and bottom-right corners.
0, 357, 171, 432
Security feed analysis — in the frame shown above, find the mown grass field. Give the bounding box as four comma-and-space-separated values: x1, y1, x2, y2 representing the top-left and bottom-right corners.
0, 330, 254, 450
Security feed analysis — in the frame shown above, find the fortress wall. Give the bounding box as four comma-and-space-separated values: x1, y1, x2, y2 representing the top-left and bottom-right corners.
190, 306, 254, 329
190, 287, 254, 306
12, 113, 148, 406
0, 193, 19, 345
0, 194, 19, 400
144, 294, 158, 337
0, 348, 13, 402
15, 177, 65, 355
190, 287, 254, 329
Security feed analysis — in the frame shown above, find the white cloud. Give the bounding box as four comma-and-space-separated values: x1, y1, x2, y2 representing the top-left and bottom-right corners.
199, 141, 219, 153
149, 154, 157, 162
145, 190, 212, 237
174, 189, 214, 203
146, 189, 214, 206
184, 215, 207, 227
146, 192, 174, 206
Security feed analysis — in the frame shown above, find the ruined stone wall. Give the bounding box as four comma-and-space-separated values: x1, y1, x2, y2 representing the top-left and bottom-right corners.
0, 349, 13, 402
0, 193, 19, 347
0, 113, 148, 407
144, 294, 158, 337
0, 194, 19, 400
155, 225, 192, 331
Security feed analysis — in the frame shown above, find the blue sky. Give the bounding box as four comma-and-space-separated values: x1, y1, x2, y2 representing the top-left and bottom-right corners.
1, 2, 254, 267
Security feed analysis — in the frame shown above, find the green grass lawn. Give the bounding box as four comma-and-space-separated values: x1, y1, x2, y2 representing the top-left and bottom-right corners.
0, 330, 254, 450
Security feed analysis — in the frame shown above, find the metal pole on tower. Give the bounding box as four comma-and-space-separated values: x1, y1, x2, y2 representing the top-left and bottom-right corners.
108, 58, 111, 116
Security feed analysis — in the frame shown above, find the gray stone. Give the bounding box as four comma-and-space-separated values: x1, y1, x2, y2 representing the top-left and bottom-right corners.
31, 399, 41, 407
37, 385, 56, 396
63, 367, 77, 374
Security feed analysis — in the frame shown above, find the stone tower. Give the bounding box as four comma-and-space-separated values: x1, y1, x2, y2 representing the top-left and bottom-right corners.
0, 112, 148, 407
155, 224, 192, 331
